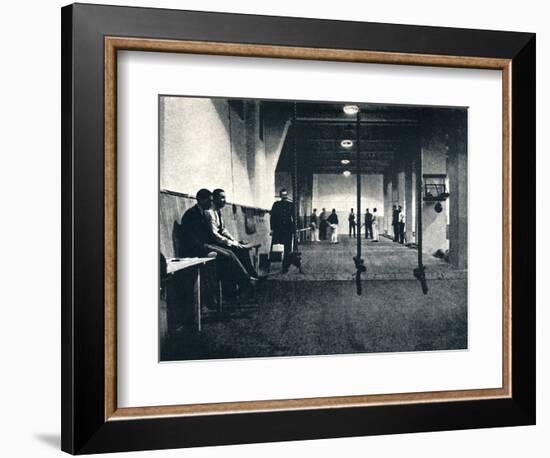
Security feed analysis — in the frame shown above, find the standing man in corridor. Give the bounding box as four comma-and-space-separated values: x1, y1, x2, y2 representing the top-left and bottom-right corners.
365, 208, 373, 240
270, 189, 295, 273
392, 205, 399, 242
319, 208, 328, 240
398, 205, 406, 244
348, 208, 356, 238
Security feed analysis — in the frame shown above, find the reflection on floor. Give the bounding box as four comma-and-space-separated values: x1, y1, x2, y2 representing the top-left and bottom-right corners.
269, 234, 464, 281
160, 277, 467, 362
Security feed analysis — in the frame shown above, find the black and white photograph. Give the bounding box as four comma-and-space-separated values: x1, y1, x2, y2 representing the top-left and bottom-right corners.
159, 96, 468, 362
0, 0, 543, 455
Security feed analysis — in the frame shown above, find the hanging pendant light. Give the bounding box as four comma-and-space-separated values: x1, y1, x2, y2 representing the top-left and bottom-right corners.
340, 139, 353, 148
343, 104, 360, 115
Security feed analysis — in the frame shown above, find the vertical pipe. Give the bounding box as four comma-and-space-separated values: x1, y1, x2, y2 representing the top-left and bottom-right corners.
414, 134, 428, 294
354, 110, 365, 295
292, 103, 299, 234
356, 112, 361, 257
228, 105, 236, 202
416, 147, 423, 265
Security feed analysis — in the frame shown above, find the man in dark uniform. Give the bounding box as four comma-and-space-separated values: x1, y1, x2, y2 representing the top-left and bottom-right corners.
348, 208, 356, 238
365, 208, 373, 240
180, 189, 257, 285
392, 205, 399, 242
270, 189, 295, 273
319, 208, 328, 240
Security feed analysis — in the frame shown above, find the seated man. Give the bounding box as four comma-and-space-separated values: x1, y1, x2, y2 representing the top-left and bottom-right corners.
179, 188, 257, 286
206, 188, 259, 279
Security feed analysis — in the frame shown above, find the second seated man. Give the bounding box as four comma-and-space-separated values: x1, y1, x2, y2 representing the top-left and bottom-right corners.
206, 188, 259, 280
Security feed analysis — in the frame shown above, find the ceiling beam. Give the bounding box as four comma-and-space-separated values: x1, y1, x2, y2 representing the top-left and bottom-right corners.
295, 118, 418, 125
310, 159, 391, 165
311, 170, 387, 175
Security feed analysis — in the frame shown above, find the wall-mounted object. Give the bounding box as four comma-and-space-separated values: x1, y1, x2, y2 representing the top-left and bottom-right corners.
423, 174, 450, 202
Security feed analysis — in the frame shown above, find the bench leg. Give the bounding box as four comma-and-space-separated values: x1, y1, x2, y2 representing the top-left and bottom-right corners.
218, 280, 223, 313
195, 268, 202, 332
254, 247, 260, 274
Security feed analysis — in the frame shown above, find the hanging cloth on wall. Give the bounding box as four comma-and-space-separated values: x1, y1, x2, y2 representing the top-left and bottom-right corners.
243, 207, 257, 234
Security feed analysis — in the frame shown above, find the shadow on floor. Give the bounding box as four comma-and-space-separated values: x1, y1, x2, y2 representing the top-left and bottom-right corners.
33, 433, 60, 450
161, 278, 467, 362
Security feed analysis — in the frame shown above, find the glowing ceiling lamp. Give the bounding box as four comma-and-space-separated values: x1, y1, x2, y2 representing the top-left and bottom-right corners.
340, 139, 353, 148
343, 104, 359, 115
342, 170, 351, 177
341, 159, 350, 165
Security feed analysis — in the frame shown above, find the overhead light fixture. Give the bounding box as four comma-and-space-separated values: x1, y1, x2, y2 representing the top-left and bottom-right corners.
341, 139, 353, 148
343, 104, 359, 115
342, 170, 351, 177
341, 159, 350, 165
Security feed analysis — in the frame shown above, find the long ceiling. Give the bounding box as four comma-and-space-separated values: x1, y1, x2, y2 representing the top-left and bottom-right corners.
272, 101, 424, 175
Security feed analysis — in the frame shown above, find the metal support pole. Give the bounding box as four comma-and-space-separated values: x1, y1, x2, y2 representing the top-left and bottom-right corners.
292, 102, 299, 241
353, 110, 366, 295
356, 112, 361, 260
413, 137, 428, 294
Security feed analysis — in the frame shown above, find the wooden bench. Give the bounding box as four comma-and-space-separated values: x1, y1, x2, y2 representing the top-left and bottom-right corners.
164, 257, 218, 332
164, 245, 260, 331
166, 219, 264, 330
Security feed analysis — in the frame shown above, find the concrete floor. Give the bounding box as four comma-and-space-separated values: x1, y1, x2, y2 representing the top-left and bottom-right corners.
160, 236, 467, 361
269, 234, 465, 280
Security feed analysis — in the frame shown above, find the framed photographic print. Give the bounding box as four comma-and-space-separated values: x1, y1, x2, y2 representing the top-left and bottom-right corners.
61, 3, 536, 454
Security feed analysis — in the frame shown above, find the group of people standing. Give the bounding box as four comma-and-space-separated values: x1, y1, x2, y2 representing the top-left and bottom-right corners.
362, 208, 380, 241
308, 207, 382, 243
308, 205, 406, 244
347, 208, 380, 241
309, 208, 340, 244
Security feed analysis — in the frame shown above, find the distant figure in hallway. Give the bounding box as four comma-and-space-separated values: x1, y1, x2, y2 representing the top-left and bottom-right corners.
392, 205, 399, 242
365, 208, 373, 240
319, 208, 328, 240
207, 188, 258, 278
348, 208, 356, 238
398, 205, 406, 244
310, 208, 319, 242
270, 189, 295, 272
372, 208, 379, 242
180, 189, 257, 285
328, 209, 339, 244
